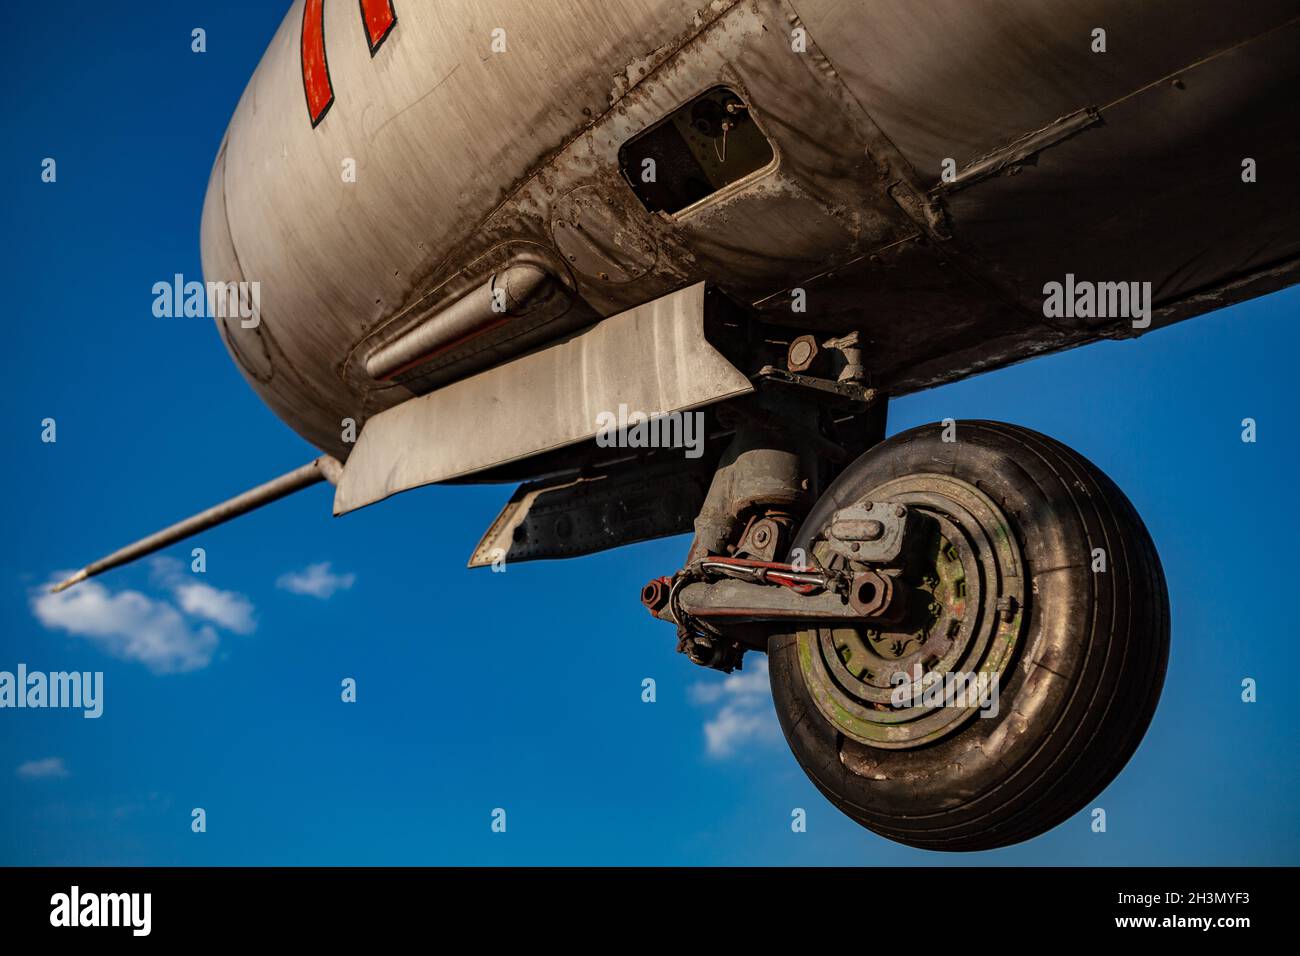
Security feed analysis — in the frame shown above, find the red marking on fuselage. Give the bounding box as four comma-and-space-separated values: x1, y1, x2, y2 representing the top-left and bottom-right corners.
301, 0, 333, 127
301, 1, 399, 126
360, 0, 398, 54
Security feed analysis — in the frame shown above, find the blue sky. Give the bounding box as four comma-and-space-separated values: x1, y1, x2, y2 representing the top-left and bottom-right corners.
1, 1, 1297, 866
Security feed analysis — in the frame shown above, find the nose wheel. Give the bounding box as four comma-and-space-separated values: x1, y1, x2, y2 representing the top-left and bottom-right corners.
768, 421, 1169, 850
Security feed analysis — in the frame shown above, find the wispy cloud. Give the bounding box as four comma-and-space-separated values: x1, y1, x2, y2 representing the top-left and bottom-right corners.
689, 657, 780, 758
173, 582, 256, 633
17, 757, 69, 780
152, 558, 255, 634
30, 558, 256, 674
276, 562, 355, 599
32, 579, 220, 674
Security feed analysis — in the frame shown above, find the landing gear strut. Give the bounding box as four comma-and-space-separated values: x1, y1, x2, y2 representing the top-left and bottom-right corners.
646, 417, 1169, 851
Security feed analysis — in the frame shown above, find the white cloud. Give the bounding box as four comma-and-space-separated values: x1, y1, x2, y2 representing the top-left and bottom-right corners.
150, 557, 256, 634
690, 657, 780, 758
172, 582, 256, 633
17, 757, 69, 780
276, 562, 355, 599
689, 660, 772, 706
32, 578, 220, 674
703, 705, 776, 759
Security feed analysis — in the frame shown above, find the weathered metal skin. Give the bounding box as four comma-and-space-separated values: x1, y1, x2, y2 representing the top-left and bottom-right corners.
201, 0, 1300, 463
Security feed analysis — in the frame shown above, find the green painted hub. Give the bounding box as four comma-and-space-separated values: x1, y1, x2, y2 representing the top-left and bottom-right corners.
797, 473, 1025, 750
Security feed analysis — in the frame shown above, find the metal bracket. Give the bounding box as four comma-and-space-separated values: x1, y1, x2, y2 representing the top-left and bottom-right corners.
642, 553, 910, 671
644, 493, 919, 670
756, 365, 879, 409
823, 500, 914, 565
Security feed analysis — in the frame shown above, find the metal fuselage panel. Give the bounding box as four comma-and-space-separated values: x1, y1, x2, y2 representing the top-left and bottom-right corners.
202, 0, 725, 458
201, 0, 1300, 463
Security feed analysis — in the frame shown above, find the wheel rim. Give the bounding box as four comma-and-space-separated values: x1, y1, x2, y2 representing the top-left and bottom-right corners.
796, 473, 1027, 749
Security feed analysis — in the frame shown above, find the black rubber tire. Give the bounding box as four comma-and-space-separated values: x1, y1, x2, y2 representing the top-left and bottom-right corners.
768, 421, 1169, 851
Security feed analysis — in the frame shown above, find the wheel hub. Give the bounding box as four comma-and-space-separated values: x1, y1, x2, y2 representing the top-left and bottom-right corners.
797, 473, 1026, 749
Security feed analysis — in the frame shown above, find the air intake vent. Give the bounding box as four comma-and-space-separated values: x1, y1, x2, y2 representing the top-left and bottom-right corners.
619, 87, 774, 215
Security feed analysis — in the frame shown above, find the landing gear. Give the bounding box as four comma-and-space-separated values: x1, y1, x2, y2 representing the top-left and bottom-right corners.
648, 419, 1169, 851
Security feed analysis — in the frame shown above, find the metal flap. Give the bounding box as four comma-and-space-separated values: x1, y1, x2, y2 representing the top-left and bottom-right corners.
333, 282, 752, 515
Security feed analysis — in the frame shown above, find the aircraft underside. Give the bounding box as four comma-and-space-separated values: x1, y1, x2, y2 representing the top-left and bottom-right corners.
55, 0, 1299, 849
